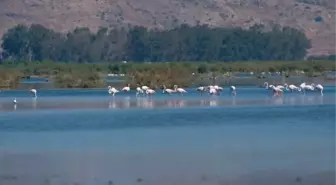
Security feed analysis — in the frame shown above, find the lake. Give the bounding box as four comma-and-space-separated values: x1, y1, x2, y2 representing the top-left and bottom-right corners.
0, 87, 335, 185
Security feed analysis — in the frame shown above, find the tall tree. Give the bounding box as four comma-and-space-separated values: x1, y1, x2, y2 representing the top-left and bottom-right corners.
2, 24, 30, 60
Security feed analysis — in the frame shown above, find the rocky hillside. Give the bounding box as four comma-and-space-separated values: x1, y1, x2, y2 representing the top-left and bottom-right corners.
0, 0, 335, 56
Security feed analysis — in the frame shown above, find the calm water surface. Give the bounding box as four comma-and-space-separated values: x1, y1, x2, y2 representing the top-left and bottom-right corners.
0, 87, 335, 185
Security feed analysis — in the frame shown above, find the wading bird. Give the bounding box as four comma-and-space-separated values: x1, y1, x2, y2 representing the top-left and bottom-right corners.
312, 83, 324, 95
121, 84, 131, 92
146, 88, 156, 96
230, 86, 236, 95
30, 89, 37, 97
136, 84, 144, 97
163, 85, 175, 95
208, 86, 217, 95
284, 83, 299, 92
174, 85, 187, 95
196, 86, 206, 95
108, 86, 119, 96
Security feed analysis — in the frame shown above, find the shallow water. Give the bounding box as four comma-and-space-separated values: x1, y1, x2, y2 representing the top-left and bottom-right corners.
0, 87, 335, 111
0, 87, 335, 185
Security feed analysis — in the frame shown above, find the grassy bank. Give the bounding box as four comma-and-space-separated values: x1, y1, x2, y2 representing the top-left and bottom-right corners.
0, 60, 334, 89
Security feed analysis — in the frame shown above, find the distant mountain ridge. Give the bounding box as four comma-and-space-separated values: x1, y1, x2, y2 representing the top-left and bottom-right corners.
0, 0, 335, 56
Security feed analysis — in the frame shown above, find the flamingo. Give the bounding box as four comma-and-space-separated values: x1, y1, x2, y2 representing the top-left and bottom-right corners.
214, 85, 223, 95
146, 89, 156, 96
299, 82, 315, 95
284, 83, 299, 92
230, 86, 236, 95
121, 84, 131, 92
30, 89, 37, 97
270, 86, 283, 96
304, 83, 315, 90
264, 82, 272, 89
174, 85, 187, 95
208, 86, 217, 95
196, 86, 206, 95
136, 84, 144, 97
141, 85, 149, 91
208, 85, 215, 90
13, 98, 17, 104
108, 86, 119, 96
299, 82, 306, 94
213, 85, 220, 89
312, 83, 324, 95
264, 82, 284, 90
264, 82, 276, 95
163, 85, 175, 95
299, 82, 306, 89
136, 87, 144, 97
275, 85, 285, 90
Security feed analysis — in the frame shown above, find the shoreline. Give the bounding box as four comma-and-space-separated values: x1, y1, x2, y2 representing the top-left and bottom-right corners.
1, 60, 335, 89
3, 77, 335, 90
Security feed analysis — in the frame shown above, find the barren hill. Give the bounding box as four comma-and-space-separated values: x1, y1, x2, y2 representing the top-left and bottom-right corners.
0, 0, 335, 56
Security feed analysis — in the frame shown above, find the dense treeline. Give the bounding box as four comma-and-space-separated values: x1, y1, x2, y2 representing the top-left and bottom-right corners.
1, 24, 312, 62
307, 54, 336, 61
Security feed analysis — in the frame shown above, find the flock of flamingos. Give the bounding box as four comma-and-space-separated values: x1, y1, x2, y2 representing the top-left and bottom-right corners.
106, 82, 324, 97
262, 82, 324, 96
106, 84, 235, 97
10, 82, 324, 105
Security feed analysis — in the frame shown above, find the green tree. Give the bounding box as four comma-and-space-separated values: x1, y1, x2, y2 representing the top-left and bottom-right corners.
2, 24, 30, 60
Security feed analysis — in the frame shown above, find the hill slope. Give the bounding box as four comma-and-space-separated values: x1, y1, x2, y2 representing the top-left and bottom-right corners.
0, 0, 335, 56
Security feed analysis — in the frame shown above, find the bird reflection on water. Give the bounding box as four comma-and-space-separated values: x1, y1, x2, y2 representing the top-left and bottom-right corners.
32, 97, 37, 109
0, 87, 333, 112
123, 96, 131, 108
231, 96, 236, 106
209, 99, 218, 107
0, 96, 330, 112
0, 94, 332, 112
108, 99, 117, 109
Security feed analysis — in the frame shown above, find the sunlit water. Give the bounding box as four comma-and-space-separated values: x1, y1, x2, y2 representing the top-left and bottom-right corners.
0, 87, 335, 185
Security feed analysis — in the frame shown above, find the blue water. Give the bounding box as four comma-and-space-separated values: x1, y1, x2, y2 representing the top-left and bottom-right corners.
0, 87, 335, 185
19, 77, 50, 84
